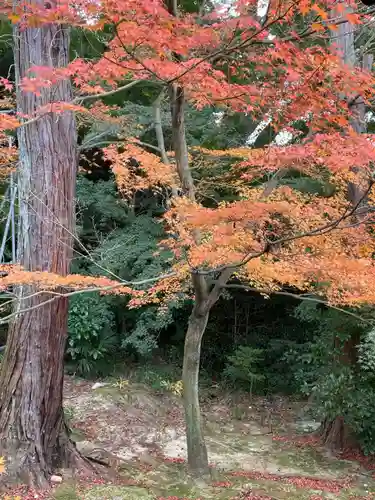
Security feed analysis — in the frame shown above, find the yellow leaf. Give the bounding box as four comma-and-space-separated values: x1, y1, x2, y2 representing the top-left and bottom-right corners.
0, 456, 6, 474
312, 4, 328, 20
312, 23, 325, 32
8, 14, 20, 24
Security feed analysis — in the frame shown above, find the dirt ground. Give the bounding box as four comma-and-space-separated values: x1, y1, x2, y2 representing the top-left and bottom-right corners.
8, 376, 375, 499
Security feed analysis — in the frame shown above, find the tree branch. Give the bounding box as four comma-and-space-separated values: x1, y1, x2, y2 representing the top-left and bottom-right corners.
197, 179, 374, 276
153, 90, 170, 164
0, 270, 177, 325
131, 139, 161, 152
220, 283, 373, 324
7, 80, 145, 129
203, 267, 233, 314
73, 80, 142, 104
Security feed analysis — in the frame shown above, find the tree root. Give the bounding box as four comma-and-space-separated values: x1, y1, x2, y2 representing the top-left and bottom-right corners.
0, 431, 96, 490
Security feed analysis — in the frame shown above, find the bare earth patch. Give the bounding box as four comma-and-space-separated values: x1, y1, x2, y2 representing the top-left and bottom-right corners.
14, 375, 375, 499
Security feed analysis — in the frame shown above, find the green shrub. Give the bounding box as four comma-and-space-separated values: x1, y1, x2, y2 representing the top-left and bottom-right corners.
283, 336, 334, 396
309, 367, 375, 455
224, 345, 265, 397
286, 304, 375, 454
67, 293, 117, 376
131, 364, 182, 392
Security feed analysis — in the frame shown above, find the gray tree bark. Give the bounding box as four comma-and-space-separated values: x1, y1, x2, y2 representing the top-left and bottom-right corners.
153, 91, 170, 165
168, 82, 211, 478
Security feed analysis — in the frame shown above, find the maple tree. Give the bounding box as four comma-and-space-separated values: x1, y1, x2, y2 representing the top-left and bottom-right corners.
1, 0, 375, 486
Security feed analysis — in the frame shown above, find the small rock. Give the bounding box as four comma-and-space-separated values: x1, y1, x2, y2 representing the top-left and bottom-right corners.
75, 440, 97, 455
50, 474, 63, 484
293, 419, 320, 433
92, 382, 108, 390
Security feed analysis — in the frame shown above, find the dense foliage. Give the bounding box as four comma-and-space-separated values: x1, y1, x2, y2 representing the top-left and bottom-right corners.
69, 212, 375, 460
64, 164, 375, 457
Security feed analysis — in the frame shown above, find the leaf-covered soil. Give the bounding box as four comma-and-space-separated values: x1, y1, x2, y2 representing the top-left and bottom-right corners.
5, 376, 375, 499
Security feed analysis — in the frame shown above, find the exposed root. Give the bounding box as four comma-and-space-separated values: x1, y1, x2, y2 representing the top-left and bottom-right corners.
62, 439, 97, 477
0, 429, 96, 490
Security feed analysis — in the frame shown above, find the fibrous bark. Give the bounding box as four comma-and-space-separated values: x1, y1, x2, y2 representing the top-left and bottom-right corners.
0, 4, 87, 487
320, 417, 358, 451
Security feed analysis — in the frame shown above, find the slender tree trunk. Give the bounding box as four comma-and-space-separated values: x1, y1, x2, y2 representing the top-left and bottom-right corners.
168, 78, 233, 478
182, 308, 210, 477
153, 91, 170, 165
169, 83, 196, 201
168, 82, 212, 477
153, 90, 178, 201
0, 6, 87, 487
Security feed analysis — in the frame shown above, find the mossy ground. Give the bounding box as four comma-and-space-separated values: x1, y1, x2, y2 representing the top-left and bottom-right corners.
45, 376, 375, 498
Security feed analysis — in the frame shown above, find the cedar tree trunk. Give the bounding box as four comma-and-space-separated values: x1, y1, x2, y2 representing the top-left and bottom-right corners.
320, 417, 357, 451
0, 7, 85, 486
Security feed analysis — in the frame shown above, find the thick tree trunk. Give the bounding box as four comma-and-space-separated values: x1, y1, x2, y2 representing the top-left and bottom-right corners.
319, 417, 357, 451
182, 309, 210, 478
0, 6, 86, 487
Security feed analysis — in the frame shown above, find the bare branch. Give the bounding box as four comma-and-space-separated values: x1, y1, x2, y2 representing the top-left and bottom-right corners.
221, 283, 373, 324
27, 191, 130, 283
73, 80, 142, 104
131, 139, 161, 153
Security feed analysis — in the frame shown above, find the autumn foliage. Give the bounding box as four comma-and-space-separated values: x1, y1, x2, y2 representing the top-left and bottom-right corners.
1, 0, 375, 310
105, 143, 178, 195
